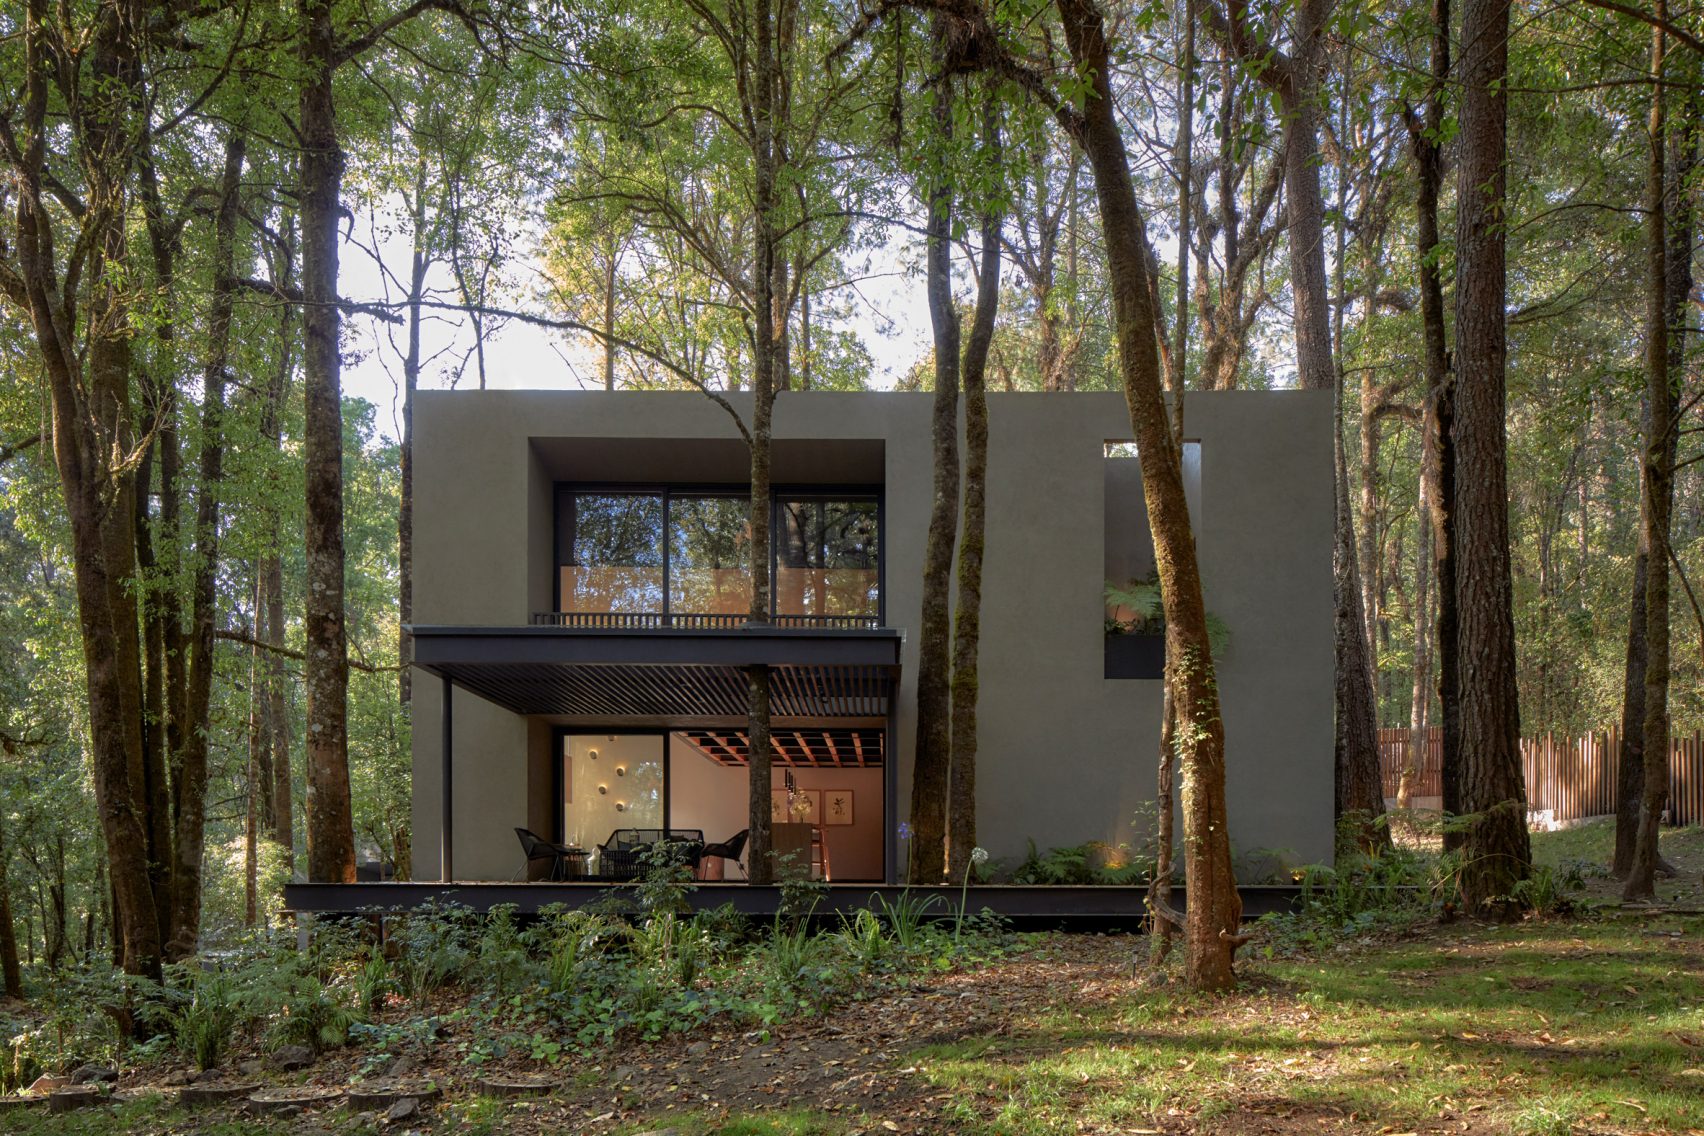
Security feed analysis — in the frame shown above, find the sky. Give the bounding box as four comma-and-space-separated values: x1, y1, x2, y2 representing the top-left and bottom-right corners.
338, 200, 937, 444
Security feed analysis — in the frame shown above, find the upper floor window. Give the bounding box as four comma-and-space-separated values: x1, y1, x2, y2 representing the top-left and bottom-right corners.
776, 496, 880, 619
556, 487, 880, 623
562, 492, 665, 614
668, 494, 752, 617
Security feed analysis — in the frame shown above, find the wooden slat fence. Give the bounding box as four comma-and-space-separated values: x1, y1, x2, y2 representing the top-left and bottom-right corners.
1378, 726, 1704, 826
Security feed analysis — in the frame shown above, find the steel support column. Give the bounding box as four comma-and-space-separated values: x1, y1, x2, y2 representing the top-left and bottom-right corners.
885, 682, 899, 885
441, 674, 454, 882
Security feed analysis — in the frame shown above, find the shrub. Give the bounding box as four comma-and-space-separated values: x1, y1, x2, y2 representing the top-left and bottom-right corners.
389, 902, 474, 1011
153, 967, 247, 1071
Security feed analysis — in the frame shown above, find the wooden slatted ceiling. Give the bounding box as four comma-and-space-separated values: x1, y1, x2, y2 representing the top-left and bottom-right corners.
678, 728, 886, 768
434, 662, 892, 720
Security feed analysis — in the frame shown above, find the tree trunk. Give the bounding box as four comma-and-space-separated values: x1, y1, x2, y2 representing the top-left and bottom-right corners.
1613, 547, 1649, 875
245, 587, 264, 928
909, 40, 961, 884
263, 253, 296, 864
1173, 0, 1196, 386
1333, 391, 1390, 850
399, 158, 430, 706
300, 0, 357, 884
744, 0, 782, 887
1148, 683, 1180, 965
13, 0, 164, 983
1405, 0, 1454, 831
603, 244, 619, 390
1399, 477, 1432, 812
167, 131, 246, 958
134, 128, 186, 956
947, 98, 1001, 880
1220, 0, 1385, 847
1058, 0, 1242, 991
0, 813, 22, 999
1625, 18, 1682, 901
1452, 0, 1531, 913
1358, 385, 1382, 681
1327, 95, 1389, 857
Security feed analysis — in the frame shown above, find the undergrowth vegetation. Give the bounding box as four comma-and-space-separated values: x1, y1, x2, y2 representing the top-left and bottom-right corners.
3, 849, 1017, 1091
1253, 815, 1595, 957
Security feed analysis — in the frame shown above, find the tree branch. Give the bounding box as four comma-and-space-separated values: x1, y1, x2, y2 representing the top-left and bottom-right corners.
228, 275, 405, 324
0, 433, 41, 465
215, 629, 398, 674
1579, 0, 1704, 56
1671, 546, 1704, 663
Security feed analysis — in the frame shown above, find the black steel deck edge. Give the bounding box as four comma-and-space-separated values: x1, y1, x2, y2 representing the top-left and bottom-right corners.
283, 881, 1302, 927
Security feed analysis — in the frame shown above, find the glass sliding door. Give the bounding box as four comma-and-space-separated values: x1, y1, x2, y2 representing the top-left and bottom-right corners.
560, 492, 664, 614
560, 733, 664, 854
668, 495, 751, 617
775, 496, 880, 619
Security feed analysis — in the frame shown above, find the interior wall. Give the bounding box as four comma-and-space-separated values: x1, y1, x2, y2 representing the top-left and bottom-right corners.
666, 736, 886, 881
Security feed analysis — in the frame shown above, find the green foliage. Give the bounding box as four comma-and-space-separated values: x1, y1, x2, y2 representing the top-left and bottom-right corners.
153, 967, 245, 1071
355, 953, 393, 1016
634, 842, 699, 919
389, 902, 475, 1012
1259, 843, 1439, 954
1511, 863, 1586, 918
9, 967, 130, 1082
870, 889, 945, 954
1010, 839, 1149, 886
1104, 573, 1231, 656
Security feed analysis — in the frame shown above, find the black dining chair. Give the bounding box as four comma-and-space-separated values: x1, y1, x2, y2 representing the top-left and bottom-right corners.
698, 829, 749, 879
514, 827, 573, 880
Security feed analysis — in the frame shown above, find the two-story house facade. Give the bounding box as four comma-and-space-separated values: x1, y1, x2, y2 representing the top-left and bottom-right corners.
407, 388, 1334, 886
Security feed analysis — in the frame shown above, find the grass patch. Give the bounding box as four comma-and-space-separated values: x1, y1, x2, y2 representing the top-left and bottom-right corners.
893, 916, 1704, 1134
2, 1097, 303, 1136
613, 1109, 857, 1135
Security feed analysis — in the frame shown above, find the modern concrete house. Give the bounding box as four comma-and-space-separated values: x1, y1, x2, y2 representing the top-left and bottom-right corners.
405, 388, 1334, 891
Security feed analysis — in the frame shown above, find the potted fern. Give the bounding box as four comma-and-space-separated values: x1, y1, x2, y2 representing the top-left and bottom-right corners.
1104, 573, 1228, 679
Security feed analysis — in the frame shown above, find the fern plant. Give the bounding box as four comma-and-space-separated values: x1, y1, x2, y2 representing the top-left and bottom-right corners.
1104, 573, 1231, 655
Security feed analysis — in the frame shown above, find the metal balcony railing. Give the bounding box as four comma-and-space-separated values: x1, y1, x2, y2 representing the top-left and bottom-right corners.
530, 611, 882, 631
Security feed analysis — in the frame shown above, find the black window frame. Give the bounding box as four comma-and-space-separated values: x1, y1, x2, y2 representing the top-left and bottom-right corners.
771, 486, 884, 625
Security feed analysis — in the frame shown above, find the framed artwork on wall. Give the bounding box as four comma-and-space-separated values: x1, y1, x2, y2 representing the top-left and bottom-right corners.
822, 789, 853, 826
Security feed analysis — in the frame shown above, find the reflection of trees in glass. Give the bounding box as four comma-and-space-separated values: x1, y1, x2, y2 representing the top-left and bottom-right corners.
778, 499, 879, 616
669, 496, 752, 615
562, 492, 880, 617
568, 494, 664, 612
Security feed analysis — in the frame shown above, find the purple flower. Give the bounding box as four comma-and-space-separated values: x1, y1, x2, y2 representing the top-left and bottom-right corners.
897, 822, 912, 841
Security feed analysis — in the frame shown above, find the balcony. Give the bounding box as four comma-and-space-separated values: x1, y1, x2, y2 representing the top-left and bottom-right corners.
555, 486, 883, 631
530, 611, 881, 631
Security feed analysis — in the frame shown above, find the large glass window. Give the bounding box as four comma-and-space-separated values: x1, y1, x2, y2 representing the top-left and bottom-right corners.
561, 493, 664, 614
557, 488, 879, 620
669, 495, 752, 616
561, 733, 663, 853
776, 497, 880, 618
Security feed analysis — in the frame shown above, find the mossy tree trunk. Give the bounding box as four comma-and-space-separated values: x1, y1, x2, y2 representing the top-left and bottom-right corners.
909, 30, 961, 883
1058, 0, 1243, 991
947, 94, 1001, 880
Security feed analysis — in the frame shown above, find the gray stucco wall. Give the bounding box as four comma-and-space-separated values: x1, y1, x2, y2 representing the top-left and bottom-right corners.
410, 389, 1334, 881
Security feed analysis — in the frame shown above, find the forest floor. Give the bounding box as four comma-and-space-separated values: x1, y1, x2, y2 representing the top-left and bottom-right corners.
8, 823, 1704, 1136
